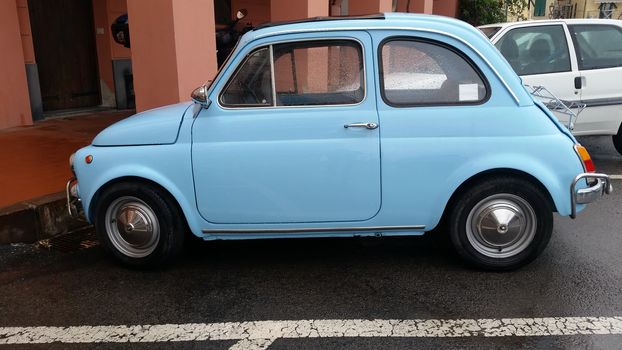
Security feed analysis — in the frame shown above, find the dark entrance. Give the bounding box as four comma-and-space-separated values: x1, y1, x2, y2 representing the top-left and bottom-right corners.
28, 0, 101, 111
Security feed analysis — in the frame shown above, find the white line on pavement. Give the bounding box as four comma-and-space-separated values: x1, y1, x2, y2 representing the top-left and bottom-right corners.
609, 175, 622, 180
2, 317, 622, 349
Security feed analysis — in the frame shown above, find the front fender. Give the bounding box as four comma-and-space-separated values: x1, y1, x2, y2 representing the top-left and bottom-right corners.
73, 143, 202, 236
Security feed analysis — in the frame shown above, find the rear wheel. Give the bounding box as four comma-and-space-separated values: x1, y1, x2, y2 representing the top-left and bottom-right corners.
448, 177, 553, 271
611, 124, 622, 156
95, 182, 185, 268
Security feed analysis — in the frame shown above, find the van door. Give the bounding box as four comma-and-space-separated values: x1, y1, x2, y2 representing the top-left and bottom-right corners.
568, 23, 622, 135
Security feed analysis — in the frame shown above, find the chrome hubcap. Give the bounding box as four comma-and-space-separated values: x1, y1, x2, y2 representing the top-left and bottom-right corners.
105, 196, 160, 258
465, 194, 537, 258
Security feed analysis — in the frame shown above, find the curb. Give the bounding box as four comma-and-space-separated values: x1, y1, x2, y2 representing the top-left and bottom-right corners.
0, 192, 91, 244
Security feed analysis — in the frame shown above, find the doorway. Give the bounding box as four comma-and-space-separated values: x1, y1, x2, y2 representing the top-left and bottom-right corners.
28, 0, 101, 112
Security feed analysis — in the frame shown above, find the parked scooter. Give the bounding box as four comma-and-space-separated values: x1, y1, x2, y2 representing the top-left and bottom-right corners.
216, 9, 253, 67
111, 9, 252, 68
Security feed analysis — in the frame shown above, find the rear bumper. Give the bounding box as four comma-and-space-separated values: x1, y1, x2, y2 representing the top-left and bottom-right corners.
570, 173, 612, 218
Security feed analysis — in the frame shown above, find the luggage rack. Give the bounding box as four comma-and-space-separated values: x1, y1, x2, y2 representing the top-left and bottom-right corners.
525, 85, 585, 131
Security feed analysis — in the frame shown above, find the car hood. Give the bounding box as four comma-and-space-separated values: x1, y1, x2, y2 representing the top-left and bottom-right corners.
92, 102, 192, 146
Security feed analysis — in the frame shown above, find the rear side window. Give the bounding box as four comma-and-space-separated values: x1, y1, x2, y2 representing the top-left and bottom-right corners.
569, 24, 622, 70
379, 39, 488, 106
495, 25, 571, 76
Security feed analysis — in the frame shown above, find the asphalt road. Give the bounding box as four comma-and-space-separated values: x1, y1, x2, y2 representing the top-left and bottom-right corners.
1, 135, 621, 349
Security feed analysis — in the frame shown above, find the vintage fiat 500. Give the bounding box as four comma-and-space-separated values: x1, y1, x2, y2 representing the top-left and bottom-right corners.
68, 13, 611, 270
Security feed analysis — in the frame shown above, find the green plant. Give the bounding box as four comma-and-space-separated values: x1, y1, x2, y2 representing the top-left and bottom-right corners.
459, 0, 529, 26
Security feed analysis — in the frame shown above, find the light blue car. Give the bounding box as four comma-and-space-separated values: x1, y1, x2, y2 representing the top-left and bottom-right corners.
68, 13, 612, 270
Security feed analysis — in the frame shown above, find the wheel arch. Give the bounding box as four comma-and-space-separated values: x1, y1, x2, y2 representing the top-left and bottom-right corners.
88, 176, 192, 233
440, 168, 558, 226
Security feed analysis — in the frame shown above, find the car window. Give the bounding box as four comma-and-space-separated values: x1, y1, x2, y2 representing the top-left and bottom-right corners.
272, 40, 364, 106
220, 47, 273, 107
569, 24, 622, 70
379, 39, 488, 106
495, 25, 571, 76
480, 27, 501, 39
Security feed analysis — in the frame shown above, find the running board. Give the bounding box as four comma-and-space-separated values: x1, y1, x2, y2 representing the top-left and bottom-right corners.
202, 225, 425, 234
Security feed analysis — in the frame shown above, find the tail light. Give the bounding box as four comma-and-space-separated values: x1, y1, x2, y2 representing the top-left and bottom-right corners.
574, 145, 595, 173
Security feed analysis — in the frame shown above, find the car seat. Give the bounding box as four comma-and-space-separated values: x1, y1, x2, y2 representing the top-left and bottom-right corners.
499, 38, 521, 73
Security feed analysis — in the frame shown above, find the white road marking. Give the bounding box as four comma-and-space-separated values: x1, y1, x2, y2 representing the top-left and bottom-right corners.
609, 175, 622, 180
2, 317, 622, 348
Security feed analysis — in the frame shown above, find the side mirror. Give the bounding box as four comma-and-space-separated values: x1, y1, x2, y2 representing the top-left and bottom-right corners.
236, 9, 248, 20
191, 85, 210, 108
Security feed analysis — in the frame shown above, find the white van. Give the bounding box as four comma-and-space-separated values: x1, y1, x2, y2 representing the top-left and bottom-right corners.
480, 20, 622, 154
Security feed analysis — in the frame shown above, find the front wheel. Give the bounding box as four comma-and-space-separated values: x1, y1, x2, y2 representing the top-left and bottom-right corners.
448, 177, 553, 271
95, 182, 185, 268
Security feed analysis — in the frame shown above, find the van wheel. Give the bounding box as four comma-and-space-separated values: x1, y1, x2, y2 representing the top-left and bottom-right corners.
95, 182, 185, 268
448, 177, 553, 271
612, 124, 622, 156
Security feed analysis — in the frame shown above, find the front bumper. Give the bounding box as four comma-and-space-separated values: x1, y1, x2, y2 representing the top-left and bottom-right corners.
570, 173, 612, 218
66, 177, 82, 218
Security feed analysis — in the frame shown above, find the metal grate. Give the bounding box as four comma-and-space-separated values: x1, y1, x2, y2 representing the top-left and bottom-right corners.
36, 227, 99, 253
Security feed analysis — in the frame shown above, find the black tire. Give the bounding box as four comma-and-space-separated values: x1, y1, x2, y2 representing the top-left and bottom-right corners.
448, 176, 553, 271
94, 182, 185, 268
612, 124, 622, 156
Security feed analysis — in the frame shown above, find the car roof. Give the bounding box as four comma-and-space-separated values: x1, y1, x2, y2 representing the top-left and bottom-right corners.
234, 12, 535, 108
252, 13, 387, 31
244, 12, 484, 41
479, 18, 622, 29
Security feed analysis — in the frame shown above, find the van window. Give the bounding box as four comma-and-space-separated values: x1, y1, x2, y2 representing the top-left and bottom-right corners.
569, 24, 622, 70
496, 25, 571, 76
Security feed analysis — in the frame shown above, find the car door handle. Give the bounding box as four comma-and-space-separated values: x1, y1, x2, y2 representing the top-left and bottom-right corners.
344, 122, 378, 130
574, 76, 582, 89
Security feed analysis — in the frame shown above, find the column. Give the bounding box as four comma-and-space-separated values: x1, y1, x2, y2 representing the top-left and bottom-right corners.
0, 0, 32, 129
127, 0, 217, 112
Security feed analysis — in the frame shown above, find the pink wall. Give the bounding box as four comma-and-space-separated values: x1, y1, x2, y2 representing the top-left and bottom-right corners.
0, 1, 32, 128
433, 0, 459, 17
271, 0, 328, 21
398, 0, 434, 13
348, 0, 393, 15
108, 0, 131, 59
93, 0, 132, 98
93, 0, 115, 95
127, 0, 217, 111
16, 0, 35, 64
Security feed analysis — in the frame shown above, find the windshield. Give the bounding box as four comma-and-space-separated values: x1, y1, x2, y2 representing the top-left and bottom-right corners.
479, 27, 502, 39
206, 40, 240, 93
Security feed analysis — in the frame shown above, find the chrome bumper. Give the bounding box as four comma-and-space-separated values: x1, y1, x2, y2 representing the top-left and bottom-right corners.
66, 177, 82, 218
570, 173, 612, 218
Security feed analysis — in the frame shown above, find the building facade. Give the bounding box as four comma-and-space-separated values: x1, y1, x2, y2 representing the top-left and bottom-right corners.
0, 0, 459, 130
529, 0, 621, 20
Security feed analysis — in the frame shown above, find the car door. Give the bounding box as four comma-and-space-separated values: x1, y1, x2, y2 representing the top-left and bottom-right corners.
494, 23, 579, 127
567, 23, 622, 135
191, 32, 381, 225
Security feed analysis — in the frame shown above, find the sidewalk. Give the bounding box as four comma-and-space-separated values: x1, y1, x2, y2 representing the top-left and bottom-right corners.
0, 110, 132, 208
0, 109, 133, 244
